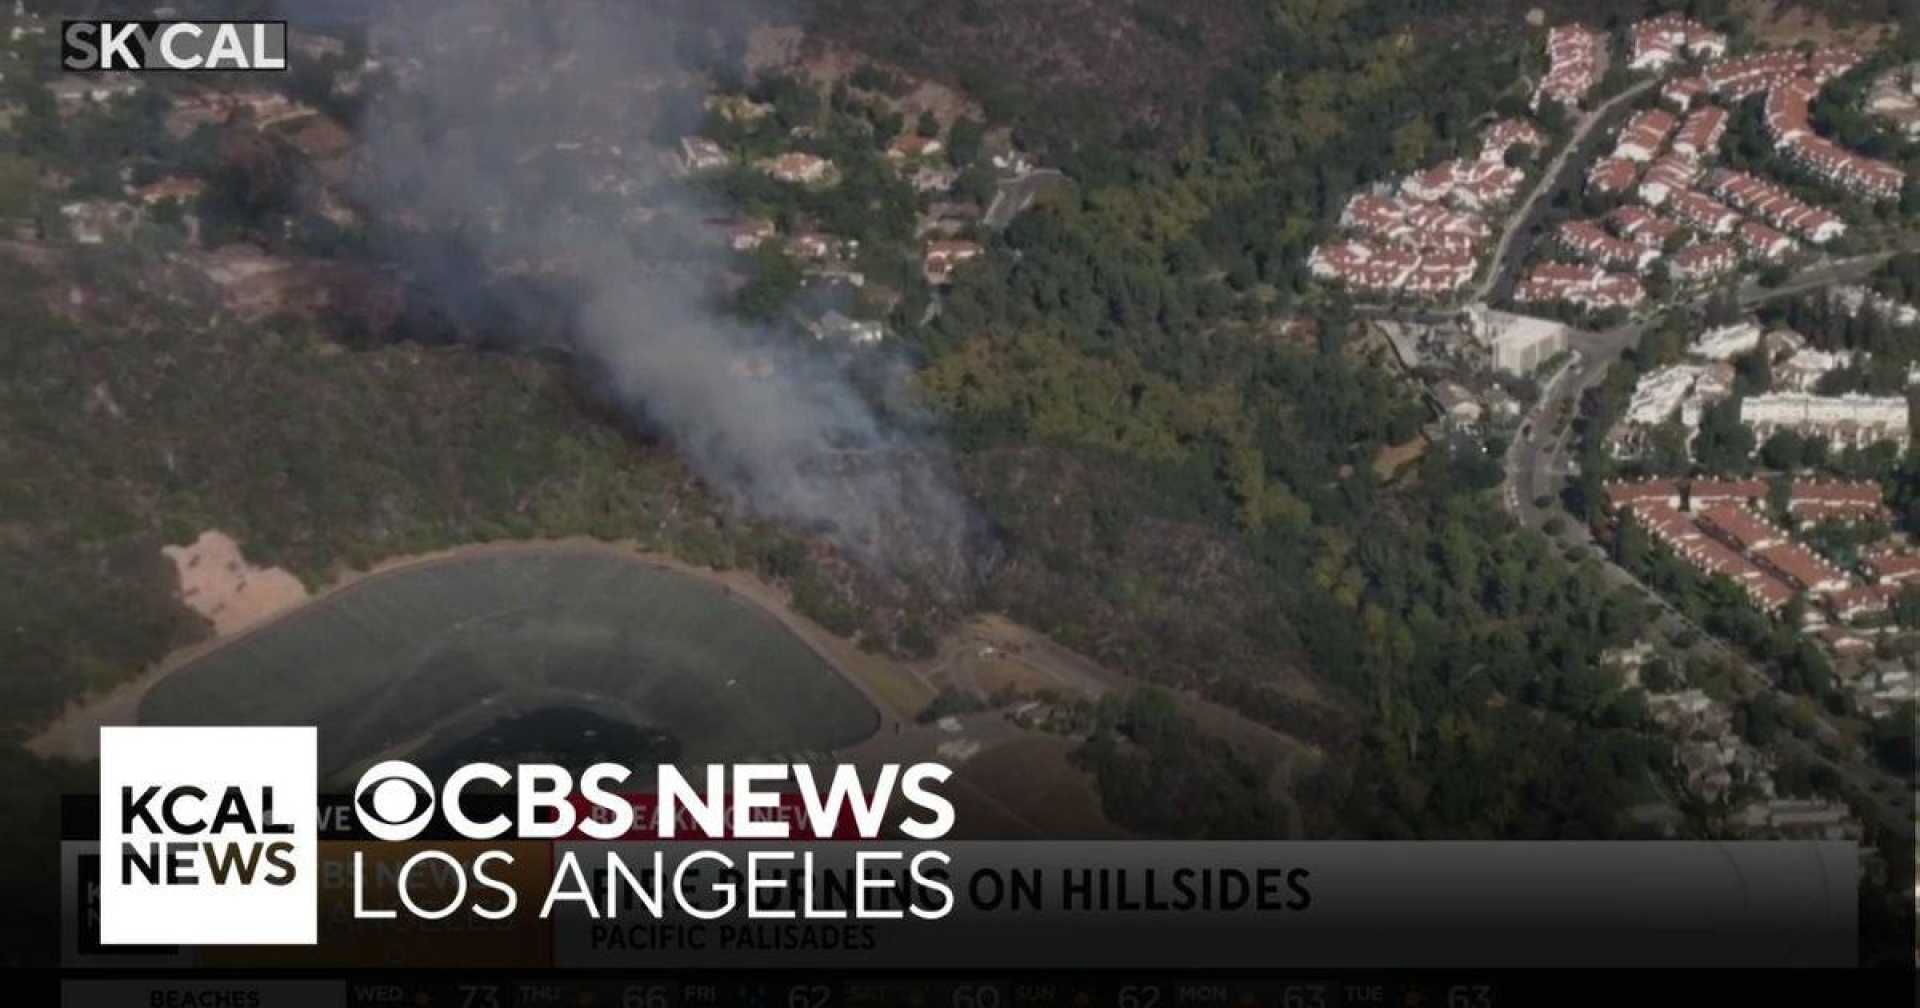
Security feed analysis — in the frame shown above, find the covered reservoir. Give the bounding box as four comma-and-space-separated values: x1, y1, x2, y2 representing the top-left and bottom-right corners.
140, 546, 879, 781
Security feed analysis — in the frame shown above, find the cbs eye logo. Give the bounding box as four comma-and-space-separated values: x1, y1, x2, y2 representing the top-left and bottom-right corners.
353, 761, 436, 841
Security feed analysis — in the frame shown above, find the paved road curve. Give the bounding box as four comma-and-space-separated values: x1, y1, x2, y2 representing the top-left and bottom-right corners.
1495, 251, 1917, 837
984, 169, 1066, 229
1467, 77, 1661, 305
1501, 249, 1911, 532
1351, 70, 1920, 835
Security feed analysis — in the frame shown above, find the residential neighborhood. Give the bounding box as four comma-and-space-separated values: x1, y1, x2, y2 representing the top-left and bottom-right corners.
1309, 15, 1899, 317
1307, 117, 1541, 297
1307, 11, 1920, 942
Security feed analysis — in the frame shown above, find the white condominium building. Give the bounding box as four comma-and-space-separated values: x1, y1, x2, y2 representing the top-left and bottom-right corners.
1741, 393, 1911, 451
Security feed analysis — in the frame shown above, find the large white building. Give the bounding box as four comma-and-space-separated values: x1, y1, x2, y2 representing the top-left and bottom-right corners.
1467, 306, 1568, 375
1608, 362, 1736, 457
1688, 322, 1761, 360
1773, 348, 1857, 392
1626, 365, 1704, 425
1741, 393, 1911, 451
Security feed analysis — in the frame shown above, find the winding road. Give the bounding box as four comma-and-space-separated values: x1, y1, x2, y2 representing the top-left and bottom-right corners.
1496, 251, 1918, 837
1502, 248, 1911, 535
1343, 61, 1918, 837
1467, 77, 1661, 305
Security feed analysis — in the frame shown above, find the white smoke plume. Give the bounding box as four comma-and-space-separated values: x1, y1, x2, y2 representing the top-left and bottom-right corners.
347, 0, 983, 593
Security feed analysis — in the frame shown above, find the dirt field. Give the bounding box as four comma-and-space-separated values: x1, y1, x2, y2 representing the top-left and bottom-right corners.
27, 529, 308, 760
1373, 435, 1429, 482
163, 529, 310, 636
922, 613, 1115, 700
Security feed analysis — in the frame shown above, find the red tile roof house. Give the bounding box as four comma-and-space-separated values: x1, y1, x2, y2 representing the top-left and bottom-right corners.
1765, 75, 1905, 199
1400, 164, 1456, 203
1630, 503, 1707, 554
1687, 478, 1768, 509
785, 232, 835, 260
1637, 153, 1702, 206
1558, 219, 1660, 272
1309, 240, 1410, 292
923, 239, 984, 285
1787, 479, 1888, 526
1765, 76, 1821, 144
1402, 230, 1481, 255
725, 217, 775, 251
1401, 200, 1492, 240
1789, 137, 1905, 200
1654, 518, 1758, 583
1339, 194, 1489, 253
1405, 249, 1478, 295
1662, 75, 1709, 112
1602, 478, 1684, 514
886, 133, 945, 160
1694, 536, 1764, 582
1818, 625, 1875, 655
1862, 551, 1920, 585
1454, 164, 1528, 210
1608, 205, 1683, 249
1309, 241, 1473, 296
1308, 240, 1474, 296
1740, 572, 1798, 613
1790, 498, 1891, 526
1806, 46, 1865, 84
1704, 50, 1807, 101
1479, 119, 1546, 163
1340, 194, 1403, 234
1534, 24, 1607, 110
761, 152, 835, 184
1668, 240, 1740, 284
1624, 501, 1794, 613
1671, 105, 1728, 158
1666, 189, 1742, 235
1827, 583, 1894, 622
1707, 169, 1847, 243
1629, 15, 1728, 72
1615, 109, 1679, 162
1514, 262, 1646, 311
1696, 502, 1788, 552
131, 175, 207, 205
1737, 221, 1797, 262
1402, 160, 1525, 210
1587, 157, 1641, 197
679, 135, 731, 173
1752, 541, 1851, 594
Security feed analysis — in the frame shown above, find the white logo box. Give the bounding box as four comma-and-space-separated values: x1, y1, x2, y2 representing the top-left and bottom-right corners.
98, 726, 317, 945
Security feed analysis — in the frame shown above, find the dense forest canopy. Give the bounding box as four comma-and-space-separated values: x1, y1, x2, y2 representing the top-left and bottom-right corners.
836, 0, 1681, 836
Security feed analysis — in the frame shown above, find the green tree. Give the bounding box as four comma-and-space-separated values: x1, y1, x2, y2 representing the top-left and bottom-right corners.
731, 245, 802, 320
1693, 397, 1754, 475
1760, 430, 1807, 472
1645, 417, 1691, 474
947, 117, 985, 167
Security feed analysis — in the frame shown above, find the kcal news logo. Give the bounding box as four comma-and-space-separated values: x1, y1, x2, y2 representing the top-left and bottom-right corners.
62, 20, 287, 72
99, 726, 316, 945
